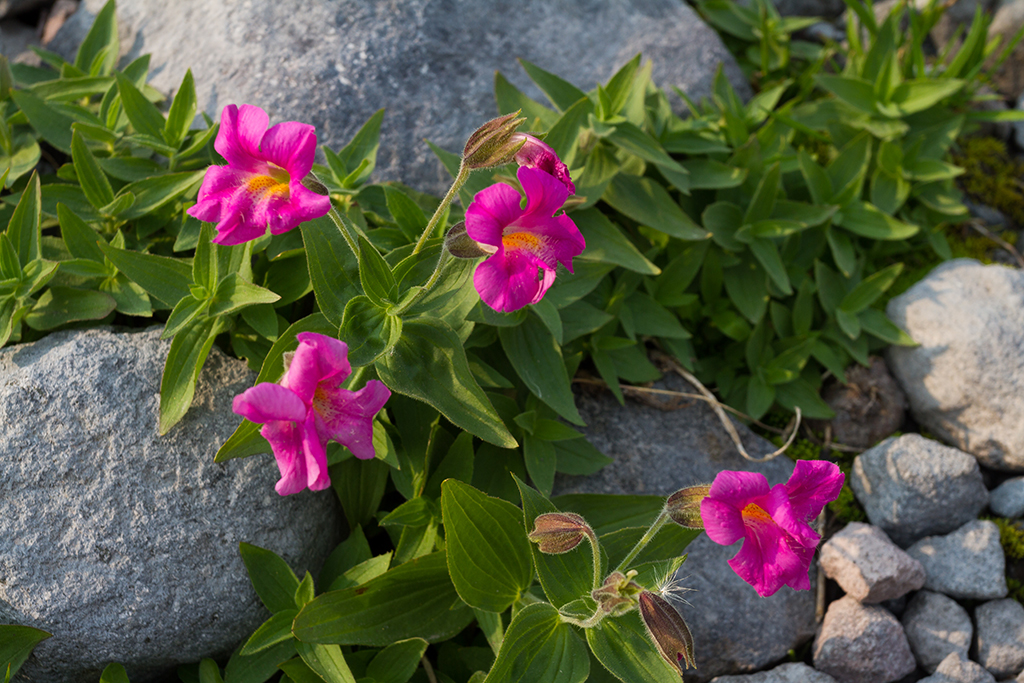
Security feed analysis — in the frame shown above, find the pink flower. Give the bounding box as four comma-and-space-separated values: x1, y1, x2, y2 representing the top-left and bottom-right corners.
512, 133, 575, 195
465, 166, 585, 312
232, 332, 391, 495
700, 460, 844, 597
187, 104, 331, 245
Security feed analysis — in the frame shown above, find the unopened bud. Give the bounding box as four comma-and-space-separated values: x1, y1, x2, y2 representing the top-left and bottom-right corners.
528, 512, 592, 554
511, 133, 575, 195
639, 591, 697, 673
665, 485, 711, 530
591, 570, 642, 616
444, 221, 493, 259
463, 111, 527, 170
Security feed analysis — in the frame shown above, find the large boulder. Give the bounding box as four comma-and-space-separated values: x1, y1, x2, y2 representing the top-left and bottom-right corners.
0, 328, 341, 682
51, 0, 749, 196
886, 259, 1024, 472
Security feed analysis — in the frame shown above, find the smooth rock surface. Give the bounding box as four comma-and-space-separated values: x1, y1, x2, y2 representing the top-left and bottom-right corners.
919, 652, 997, 683
906, 521, 1008, 600
850, 434, 989, 547
902, 591, 973, 673
0, 328, 341, 683
709, 662, 838, 682
886, 260, 1024, 472
51, 0, 749, 196
976, 599, 1024, 679
991, 477, 1024, 518
820, 522, 926, 603
813, 595, 917, 683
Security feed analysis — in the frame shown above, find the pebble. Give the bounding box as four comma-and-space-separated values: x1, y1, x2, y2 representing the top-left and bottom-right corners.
906, 521, 1008, 600
813, 595, 917, 683
820, 522, 925, 603
902, 590, 973, 673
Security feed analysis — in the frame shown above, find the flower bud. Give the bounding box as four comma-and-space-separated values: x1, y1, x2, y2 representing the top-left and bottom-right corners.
301, 174, 330, 196
443, 221, 494, 259
528, 512, 592, 554
591, 570, 642, 616
665, 484, 711, 530
639, 591, 696, 673
511, 133, 575, 194
463, 111, 527, 170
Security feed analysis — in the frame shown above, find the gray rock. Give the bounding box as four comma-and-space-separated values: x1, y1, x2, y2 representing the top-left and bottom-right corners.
743, 0, 847, 18
809, 356, 907, 450
919, 652, 997, 683
886, 259, 1024, 472
813, 595, 917, 683
709, 662, 838, 683
906, 521, 1008, 600
902, 591, 973, 673
820, 522, 926, 603
976, 599, 1024, 679
850, 434, 989, 547
50, 0, 750, 197
0, 328, 341, 683
991, 477, 1024, 518
991, 0, 1024, 101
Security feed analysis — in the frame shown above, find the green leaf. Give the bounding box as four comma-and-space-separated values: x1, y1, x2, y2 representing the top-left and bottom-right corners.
98, 241, 192, 307
209, 274, 281, 317
165, 69, 198, 147
385, 187, 428, 241
518, 58, 588, 112
11, 87, 75, 153
331, 457, 390, 530
366, 638, 430, 683
603, 121, 685, 174
239, 542, 302, 614
376, 318, 516, 448
338, 295, 401, 366
300, 214, 362, 326
798, 150, 833, 205
328, 552, 393, 592
587, 612, 679, 683
625, 291, 690, 339
116, 171, 204, 219
699, 0, 756, 40
441, 479, 534, 612
889, 79, 964, 115
514, 475, 593, 609
816, 75, 877, 113
749, 237, 791, 295
744, 163, 781, 225
858, 307, 914, 345
0, 625, 51, 679
774, 377, 834, 419
814, 260, 845, 316
0, 131, 40, 187
115, 72, 167, 141
224, 639, 296, 683
839, 263, 903, 313
74, 0, 118, 75
483, 603, 588, 683
494, 72, 559, 128
837, 201, 918, 240
241, 610, 299, 656
292, 552, 473, 646
158, 316, 224, 434
331, 109, 385, 186
603, 174, 707, 241
99, 662, 131, 683
380, 497, 437, 528
524, 434, 557, 496
553, 438, 612, 476
7, 171, 40, 264
296, 642, 357, 683
71, 129, 114, 210
499, 313, 583, 425
680, 158, 747, 190
25, 286, 116, 329
573, 208, 659, 275
357, 236, 397, 306
825, 226, 857, 277
828, 134, 872, 207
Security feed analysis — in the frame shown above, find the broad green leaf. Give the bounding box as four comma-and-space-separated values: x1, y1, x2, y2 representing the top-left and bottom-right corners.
74, 0, 118, 75
524, 434, 557, 496
158, 316, 224, 433
483, 603, 588, 683
209, 274, 281, 317
828, 134, 872, 207
327, 552, 393, 591
98, 241, 193, 307
385, 187, 427, 241
239, 542, 301, 614
587, 612, 679, 683
890, 79, 964, 115
71, 129, 114, 210
494, 72, 559, 128
295, 642, 356, 683
798, 150, 833, 205
499, 313, 583, 425
0, 132, 40, 186
338, 295, 401, 366
99, 663, 131, 683
331, 457, 390, 530
376, 318, 516, 448
600, 523, 698, 569
300, 214, 362, 326
747, 372, 775, 418
573, 208, 658, 275
25, 286, 116, 329
424, 430, 475, 499
774, 377, 834, 419
743, 163, 781, 225
624, 291, 690, 339
331, 109, 385, 185
814, 260, 846, 316
117, 171, 204, 219
115, 72, 167, 140
724, 255, 768, 324
518, 58, 588, 112
240, 610, 299, 655
225, 640, 296, 683
839, 263, 903, 313
603, 174, 707, 241
10, 89, 75, 152
680, 158, 747, 189
318, 526, 372, 589
836, 307, 861, 338
749, 237, 791, 294
816, 75, 876, 113
699, 0, 756, 40
543, 97, 595, 168
292, 552, 473, 646
380, 497, 437, 528
442, 479, 534, 612
702, 201, 745, 252
549, 494, 664, 535
825, 226, 856, 278
7, 171, 40, 264
165, 69, 198, 147
837, 201, 918, 240
0, 625, 50, 679
859, 308, 915, 345
914, 181, 967, 216
357, 236, 397, 306
365, 638, 429, 683
553, 438, 612, 476
603, 121, 685, 175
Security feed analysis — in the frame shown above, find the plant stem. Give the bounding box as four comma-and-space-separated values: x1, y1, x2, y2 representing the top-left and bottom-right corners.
327, 206, 361, 260
614, 511, 669, 574
586, 529, 602, 591
412, 161, 470, 255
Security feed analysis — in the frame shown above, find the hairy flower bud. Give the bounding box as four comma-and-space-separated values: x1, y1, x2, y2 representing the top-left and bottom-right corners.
528, 512, 592, 554
591, 570, 642, 616
301, 174, 330, 196
639, 591, 696, 673
443, 221, 494, 259
463, 111, 527, 170
665, 484, 711, 530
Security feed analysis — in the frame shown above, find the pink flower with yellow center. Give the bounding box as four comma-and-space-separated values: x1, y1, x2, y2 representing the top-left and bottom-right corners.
187, 104, 331, 245
699, 460, 844, 597
465, 166, 585, 312
511, 133, 575, 195
232, 332, 391, 495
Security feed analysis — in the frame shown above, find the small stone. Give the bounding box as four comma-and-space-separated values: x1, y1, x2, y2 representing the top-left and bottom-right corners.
820, 522, 926, 603
809, 357, 906, 450
975, 599, 1024, 679
918, 652, 997, 683
901, 591, 973, 673
813, 595, 917, 683
709, 662, 838, 682
906, 521, 1008, 600
990, 477, 1024, 519
850, 434, 989, 547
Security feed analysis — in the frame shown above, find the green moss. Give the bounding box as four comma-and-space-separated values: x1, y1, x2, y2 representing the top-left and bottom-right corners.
1007, 578, 1024, 604
829, 484, 867, 524
953, 136, 1024, 228
983, 514, 1024, 562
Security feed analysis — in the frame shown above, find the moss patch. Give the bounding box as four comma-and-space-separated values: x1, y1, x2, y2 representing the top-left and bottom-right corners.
954, 137, 1024, 228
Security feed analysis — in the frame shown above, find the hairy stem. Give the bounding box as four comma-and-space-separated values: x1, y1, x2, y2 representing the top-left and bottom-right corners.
614, 511, 669, 574
412, 161, 470, 254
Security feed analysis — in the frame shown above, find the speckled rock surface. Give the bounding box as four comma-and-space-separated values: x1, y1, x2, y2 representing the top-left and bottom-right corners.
886, 260, 1024, 472
820, 522, 925, 603
906, 521, 1008, 600
990, 477, 1024, 519
975, 599, 1024, 679
850, 434, 989, 547
902, 591, 973, 673
709, 662, 838, 682
0, 328, 341, 683
813, 595, 917, 683
919, 652, 997, 683
50, 0, 749, 196
811, 356, 906, 450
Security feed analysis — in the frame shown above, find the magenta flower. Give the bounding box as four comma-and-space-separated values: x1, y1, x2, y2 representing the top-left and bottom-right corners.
511, 133, 575, 194
232, 332, 391, 495
465, 166, 585, 312
187, 104, 331, 245
700, 460, 844, 597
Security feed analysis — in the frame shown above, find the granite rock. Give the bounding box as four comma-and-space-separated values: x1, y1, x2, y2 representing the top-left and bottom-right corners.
990, 477, 1024, 519
0, 328, 341, 682
813, 595, 917, 683
886, 260, 1024, 472
820, 522, 926, 603
906, 521, 1008, 600
51, 0, 749, 196
919, 652, 997, 683
975, 599, 1024, 679
850, 434, 989, 547
709, 662, 838, 683
902, 590, 973, 673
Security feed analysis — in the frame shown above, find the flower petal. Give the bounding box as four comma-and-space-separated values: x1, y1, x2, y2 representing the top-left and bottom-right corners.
473, 249, 553, 312
707, 470, 771, 509
301, 411, 331, 491
784, 459, 845, 521
261, 121, 318, 180
729, 522, 812, 597
764, 484, 820, 548
233, 383, 307, 424
518, 166, 569, 219
281, 333, 352, 404
215, 104, 268, 170
465, 182, 526, 247
513, 134, 575, 195
316, 380, 392, 460
700, 497, 746, 546
261, 420, 307, 496
267, 184, 331, 235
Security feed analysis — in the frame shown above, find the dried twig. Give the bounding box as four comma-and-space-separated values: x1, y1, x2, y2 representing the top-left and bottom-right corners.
969, 219, 1024, 269
815, 509, 827, 623
421, 656, 438, 683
